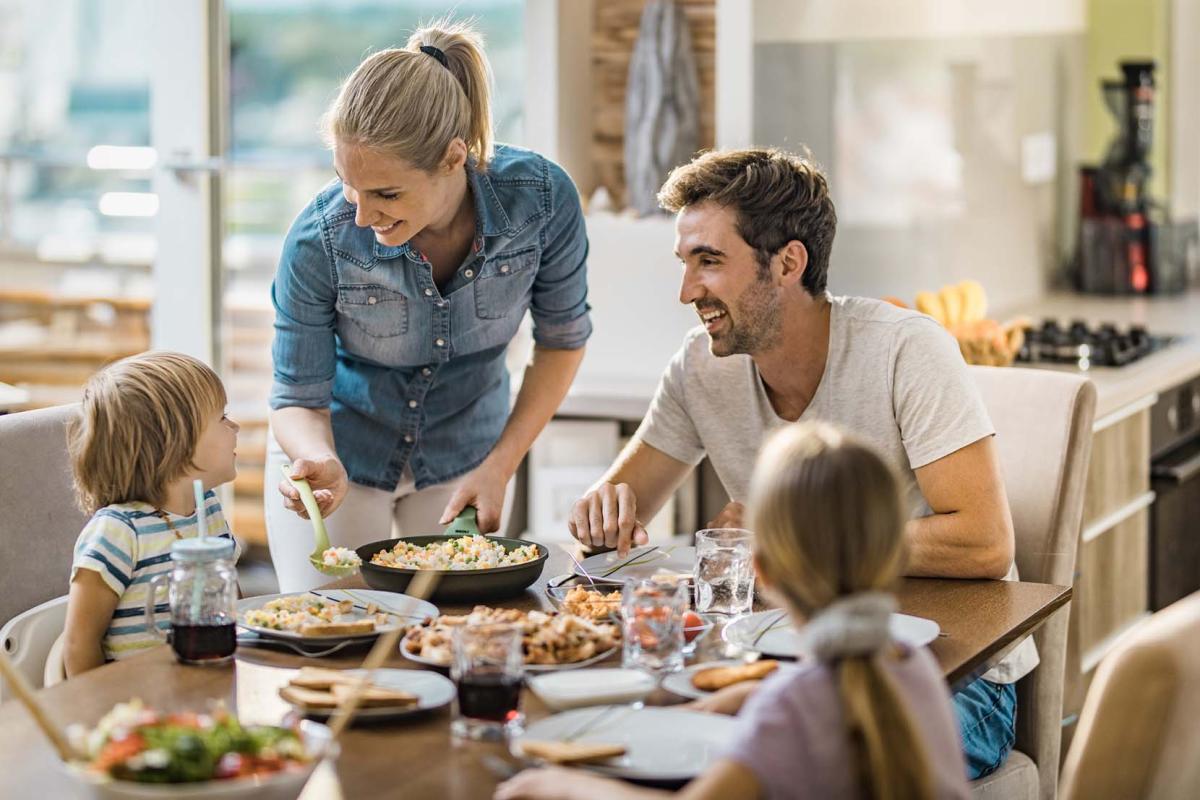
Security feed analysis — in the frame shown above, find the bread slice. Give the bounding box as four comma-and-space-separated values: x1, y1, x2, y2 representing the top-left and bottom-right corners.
289, 666, 356, 690
297, 619, 376, 637
279, 685, 339, 708
691, 659, 779, 692
329, 682, 419, 708
519, 740, 627, 765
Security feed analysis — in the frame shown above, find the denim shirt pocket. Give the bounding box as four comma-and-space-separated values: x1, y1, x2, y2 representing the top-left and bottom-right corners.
474, 247, 538, 320
337, 284, 409, 337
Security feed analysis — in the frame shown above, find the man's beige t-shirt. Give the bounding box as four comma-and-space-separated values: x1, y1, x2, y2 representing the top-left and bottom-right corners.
636, 294, 1037, 684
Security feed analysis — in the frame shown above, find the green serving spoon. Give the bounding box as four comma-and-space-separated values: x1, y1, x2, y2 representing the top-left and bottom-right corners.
280, 464, 360, 578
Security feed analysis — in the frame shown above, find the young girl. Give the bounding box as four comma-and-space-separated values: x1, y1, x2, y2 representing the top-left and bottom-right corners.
496, 422, 968, 800
63, 351, 240, 676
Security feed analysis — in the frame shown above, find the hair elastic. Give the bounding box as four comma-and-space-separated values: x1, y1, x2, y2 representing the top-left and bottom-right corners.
419, 44, 449, 69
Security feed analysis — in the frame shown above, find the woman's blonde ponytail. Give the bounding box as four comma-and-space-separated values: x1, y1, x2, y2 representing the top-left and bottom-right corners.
409, 20, 494, 169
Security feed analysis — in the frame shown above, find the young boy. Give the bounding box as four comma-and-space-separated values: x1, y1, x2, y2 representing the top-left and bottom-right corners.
63, 351, 240, 676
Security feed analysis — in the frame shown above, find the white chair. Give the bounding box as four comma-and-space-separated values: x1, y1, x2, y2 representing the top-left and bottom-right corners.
0, 595, 68, 701
968, 366, 1097, 800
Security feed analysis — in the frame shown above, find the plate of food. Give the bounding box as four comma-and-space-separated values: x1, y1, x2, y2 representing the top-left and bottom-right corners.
512, 706, 736, 781
237, 590, 437, 645
545, 584, 714, 653
660, 658, 781, 701
572, 545, 695, 584
401, 606, 620, 672
357, 535, 549, 602
278, 666, 455, 723
723, 610, 941, 657
62, 699, 334, 799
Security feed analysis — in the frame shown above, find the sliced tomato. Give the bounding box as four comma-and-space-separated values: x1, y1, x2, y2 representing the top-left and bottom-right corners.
92, 733, 146, 773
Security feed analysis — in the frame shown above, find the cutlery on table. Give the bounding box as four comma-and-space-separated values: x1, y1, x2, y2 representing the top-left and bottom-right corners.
280, 464, 359, 579
235, 633, 358, 658
310, 590, 428, 620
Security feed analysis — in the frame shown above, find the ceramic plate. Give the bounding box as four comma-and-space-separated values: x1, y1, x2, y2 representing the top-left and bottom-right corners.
527, 668, 657, 710
573, 545, 696, 583
237, 589, 438, 645
399, 640, 619, 673
281, 668, 455, 722
513, 706, 736, 781
723, 610, 940, 657
660, 659, 765, 701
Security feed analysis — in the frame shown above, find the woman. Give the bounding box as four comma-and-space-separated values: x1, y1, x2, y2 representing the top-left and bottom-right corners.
268, 20, 591, 592
496, 423, 968, 800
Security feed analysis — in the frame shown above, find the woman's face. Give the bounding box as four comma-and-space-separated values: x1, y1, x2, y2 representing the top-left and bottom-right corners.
333, 140, 466, 247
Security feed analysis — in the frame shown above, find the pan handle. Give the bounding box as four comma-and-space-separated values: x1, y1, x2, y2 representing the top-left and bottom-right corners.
442, 505, 481, 537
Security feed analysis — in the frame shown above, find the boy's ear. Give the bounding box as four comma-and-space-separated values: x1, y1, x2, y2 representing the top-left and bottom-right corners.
777, 240, 808, 287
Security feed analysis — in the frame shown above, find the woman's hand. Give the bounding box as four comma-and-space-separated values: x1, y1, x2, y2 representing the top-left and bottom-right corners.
494, 767, 645, 800
682, 680, 761, 716
439, 459, 511, 533
279, 454, 349, 519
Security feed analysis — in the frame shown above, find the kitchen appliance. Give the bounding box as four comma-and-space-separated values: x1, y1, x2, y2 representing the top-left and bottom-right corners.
1075, 60, 1199, 295
1149, 374, 1200, 610
1016, 318, 1174, 369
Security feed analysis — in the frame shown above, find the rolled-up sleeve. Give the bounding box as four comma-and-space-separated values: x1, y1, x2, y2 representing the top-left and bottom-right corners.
530, 161, 592, 349
270, 201, 338, 410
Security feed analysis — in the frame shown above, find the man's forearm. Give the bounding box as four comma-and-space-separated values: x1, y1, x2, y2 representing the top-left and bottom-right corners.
905, 512, 1014, 579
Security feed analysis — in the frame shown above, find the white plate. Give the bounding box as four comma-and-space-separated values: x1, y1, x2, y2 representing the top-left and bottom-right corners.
281, 668, 455, 722
237, 590, 438, 645
574, 545, 696, 582
399, 640, 619, 673
527, 668, 656, 710
513, 706, 736, 781
660, 659, 762, 701
723, 610, 940, 657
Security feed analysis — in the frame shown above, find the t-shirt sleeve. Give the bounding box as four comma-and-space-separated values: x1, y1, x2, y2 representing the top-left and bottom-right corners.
633, 339, 706, 466
890, 318, 995, 469
71, 512, 138, 598
723, 671, 818, 800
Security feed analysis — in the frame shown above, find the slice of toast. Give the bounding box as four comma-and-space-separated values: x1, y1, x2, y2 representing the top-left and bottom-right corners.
691, 659, 779, 692
329, 682, 419, 708
289, 666, 356, 690
519, 740, 627, 765
297, 619, 376, 637
279, 684, 339, 708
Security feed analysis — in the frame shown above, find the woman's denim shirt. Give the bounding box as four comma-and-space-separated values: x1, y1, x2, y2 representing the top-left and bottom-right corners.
270, 144, 592, 491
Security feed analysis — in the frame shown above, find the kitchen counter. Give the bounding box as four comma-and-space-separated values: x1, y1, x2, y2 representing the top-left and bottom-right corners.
999, 289, 1200, 422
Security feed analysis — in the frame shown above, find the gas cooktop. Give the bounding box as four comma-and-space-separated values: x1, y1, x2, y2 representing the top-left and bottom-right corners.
1017, 319, 1175, 369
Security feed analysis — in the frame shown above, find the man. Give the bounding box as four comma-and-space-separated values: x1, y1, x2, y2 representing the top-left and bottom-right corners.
567, 148, 1036, 780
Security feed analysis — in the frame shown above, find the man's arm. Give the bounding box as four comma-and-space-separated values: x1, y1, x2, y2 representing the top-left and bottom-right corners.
569, 437, 693, 555
906, 435, 1014, 579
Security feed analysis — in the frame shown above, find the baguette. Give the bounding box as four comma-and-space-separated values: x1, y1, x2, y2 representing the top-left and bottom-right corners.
289, 666, 357, 690
329, 682, 419, 708
519, 740, 627, 765
279, 685, 340, 709
297, 619, 376, 637
691, 660, 779, 692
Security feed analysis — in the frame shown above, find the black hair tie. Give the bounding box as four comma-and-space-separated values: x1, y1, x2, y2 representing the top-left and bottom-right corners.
419, 44, 449, 69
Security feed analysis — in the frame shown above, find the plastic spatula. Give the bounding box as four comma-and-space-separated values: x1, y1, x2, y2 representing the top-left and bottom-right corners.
280, 464, 359, 578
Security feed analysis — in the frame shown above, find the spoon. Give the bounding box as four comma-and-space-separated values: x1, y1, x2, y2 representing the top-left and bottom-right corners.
280, 464, 359, 578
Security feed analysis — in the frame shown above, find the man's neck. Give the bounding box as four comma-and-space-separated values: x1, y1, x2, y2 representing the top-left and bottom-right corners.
753, 293, 832, 421
159, 479, 199, 517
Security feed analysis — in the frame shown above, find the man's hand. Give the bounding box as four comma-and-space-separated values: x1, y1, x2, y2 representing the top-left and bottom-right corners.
439, 461, 510, 534
568, 482, 649, 557
705, 500, 746, 529
279, 455, 349, 519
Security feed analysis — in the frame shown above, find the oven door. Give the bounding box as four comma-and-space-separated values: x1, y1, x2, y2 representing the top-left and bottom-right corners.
1150, 437, 1200, 610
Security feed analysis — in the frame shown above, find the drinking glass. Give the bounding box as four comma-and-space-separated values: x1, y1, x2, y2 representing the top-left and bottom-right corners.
694, 528, 755, 618
451, 622, 524, 742
143, 538, 238, 665
621, 579, 687, 675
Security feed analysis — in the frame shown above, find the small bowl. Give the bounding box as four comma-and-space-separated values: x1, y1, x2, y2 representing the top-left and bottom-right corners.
62, 720, 337, 800
527, 668, 656, 711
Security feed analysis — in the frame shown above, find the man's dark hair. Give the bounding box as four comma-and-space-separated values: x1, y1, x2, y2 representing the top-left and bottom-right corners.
657, 148, 837, 295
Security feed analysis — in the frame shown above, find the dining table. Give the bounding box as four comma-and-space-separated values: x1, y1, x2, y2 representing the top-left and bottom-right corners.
0, 545, 1070, 799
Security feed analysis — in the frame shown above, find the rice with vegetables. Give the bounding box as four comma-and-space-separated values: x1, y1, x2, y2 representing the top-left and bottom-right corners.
370, 535, 539, 571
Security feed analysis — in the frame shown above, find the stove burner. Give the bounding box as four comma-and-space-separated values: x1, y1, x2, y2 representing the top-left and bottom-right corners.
1018, 319, 1172, 369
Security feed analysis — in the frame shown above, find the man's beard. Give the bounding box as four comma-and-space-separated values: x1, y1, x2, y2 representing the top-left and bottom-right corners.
706, 277, 783, 357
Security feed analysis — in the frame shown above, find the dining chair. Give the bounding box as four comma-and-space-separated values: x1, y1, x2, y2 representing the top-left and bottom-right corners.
0, 595, 68, 701
1058, 590, 1200, 799
967, 366, 1097, 800
0, 404, 89, 628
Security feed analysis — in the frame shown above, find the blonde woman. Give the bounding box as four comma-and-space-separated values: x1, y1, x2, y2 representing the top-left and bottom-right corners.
497, 423, 968, 800
63, 352, 240, 675
267, 20, 591, 591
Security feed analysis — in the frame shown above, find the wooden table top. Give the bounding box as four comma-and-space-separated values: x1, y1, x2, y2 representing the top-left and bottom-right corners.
0, 548, 1070, 799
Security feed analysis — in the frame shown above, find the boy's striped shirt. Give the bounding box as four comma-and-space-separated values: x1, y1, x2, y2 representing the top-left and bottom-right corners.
71, 490, 239, 660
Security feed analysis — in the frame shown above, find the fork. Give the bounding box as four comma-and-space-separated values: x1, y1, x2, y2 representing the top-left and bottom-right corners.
329, 589, 429, 620
236, 633, 358, 658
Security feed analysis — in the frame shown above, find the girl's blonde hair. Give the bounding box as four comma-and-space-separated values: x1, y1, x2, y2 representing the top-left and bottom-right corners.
67, 351, 226, 514
323, 18, 494, 171
749, 422, 934, 800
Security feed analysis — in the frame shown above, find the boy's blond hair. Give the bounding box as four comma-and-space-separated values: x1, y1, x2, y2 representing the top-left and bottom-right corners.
749, 422, 934, 800
67, 351, 226, 514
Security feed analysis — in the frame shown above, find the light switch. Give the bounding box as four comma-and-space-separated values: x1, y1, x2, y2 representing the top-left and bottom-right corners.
1021, 131, 1057, 185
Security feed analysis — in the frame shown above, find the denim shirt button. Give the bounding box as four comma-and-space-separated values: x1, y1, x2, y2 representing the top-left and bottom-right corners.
404, 434, 414, 443
500, 265, 510, 274
464, 269, 475, 278
408, 400, 418, 409
423, 288, 433, 297
435, 338, 445, 347
421, 367, 432, 376
367, 295, 378, 305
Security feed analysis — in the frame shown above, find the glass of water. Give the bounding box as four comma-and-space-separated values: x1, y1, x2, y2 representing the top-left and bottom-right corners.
694, 528, 755, 618
621, 579, 687, 675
